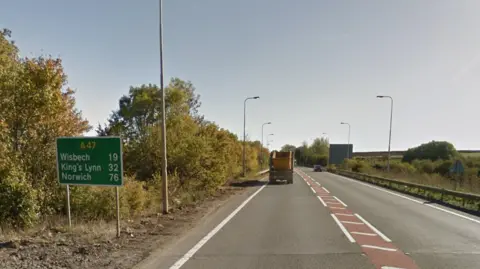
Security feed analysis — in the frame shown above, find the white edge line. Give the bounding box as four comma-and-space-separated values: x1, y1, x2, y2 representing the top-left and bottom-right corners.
330, 206, 346, 209
326, 202, 342, 204
322, 187, 330, 193
168, 183, 267, 269
361, 245, 397, 252
317, 196, 327, 207
310, 186, 316, 193
315, 182, 321, 185
307, 182, 311, 186
333, 196, 348, 207
354, 214, 392, 242
351, 231, 377, 236
335, 213, 355, 216
331, 214, 356, 243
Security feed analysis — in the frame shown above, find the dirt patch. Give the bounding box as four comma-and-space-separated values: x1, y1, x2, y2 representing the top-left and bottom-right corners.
0, 184, 252, 269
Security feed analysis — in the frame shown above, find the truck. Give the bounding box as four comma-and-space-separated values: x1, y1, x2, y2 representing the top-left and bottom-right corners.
269, 150, 294, 184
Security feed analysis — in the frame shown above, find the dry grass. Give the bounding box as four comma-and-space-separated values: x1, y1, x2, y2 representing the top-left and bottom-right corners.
371, 170, 480, 194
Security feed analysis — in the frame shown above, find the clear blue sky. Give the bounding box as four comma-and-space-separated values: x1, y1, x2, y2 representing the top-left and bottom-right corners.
2, 0, 480, 151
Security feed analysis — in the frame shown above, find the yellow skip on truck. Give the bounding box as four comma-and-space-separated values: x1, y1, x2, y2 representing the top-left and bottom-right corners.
269, 150, 294, 184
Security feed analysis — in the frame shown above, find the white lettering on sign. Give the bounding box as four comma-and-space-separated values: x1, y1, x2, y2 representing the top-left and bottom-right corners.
61, 163, 82, 173
84, 164, 102, 172
61, 172, 92, 181
60, 153, 90, 162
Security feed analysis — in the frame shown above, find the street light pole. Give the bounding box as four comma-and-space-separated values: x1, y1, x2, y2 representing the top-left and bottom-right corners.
267, 133, 274, 152
340, 122, 351, 159
261, 122, 271, 169
377, 95, 394, 172
159, 0, 168, 214
243, 96, 260, 177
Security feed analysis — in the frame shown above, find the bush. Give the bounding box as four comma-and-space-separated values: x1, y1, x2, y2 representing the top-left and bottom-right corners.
0, 170, 39, 228
389, 162, 416, 174
344, 159, 371, 173
402, 141, 457, 163
326, 164, 337, 173
433, 160, 454, 176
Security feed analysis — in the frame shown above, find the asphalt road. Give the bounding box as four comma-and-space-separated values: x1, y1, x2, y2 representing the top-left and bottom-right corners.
137, 168, 480, 269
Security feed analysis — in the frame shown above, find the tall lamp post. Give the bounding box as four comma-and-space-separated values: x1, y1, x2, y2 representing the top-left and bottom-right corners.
159, 0, 169, 214
340, 122, 351, 159
377, 95, 394, 172
261, 122, 272, 169
267, 134, 274, 151
243, 96, 260, 176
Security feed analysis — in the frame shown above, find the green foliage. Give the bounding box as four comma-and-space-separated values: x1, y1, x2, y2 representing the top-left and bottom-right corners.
402, 141, 457, 163
0, 30, 90, 227
290, 138, 329, 167
0, 170, 39, 228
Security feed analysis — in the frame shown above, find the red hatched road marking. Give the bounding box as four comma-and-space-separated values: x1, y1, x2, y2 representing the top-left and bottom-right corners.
295, 169, 418, 269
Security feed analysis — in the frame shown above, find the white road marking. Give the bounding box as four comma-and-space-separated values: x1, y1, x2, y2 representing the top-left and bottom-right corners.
381, 267, 406, 269
322, 187, 330, 193
361, 245, 397, 252
310, 186, 316, 193
330, 207, 346, 210
306, 182, 311, 186
341, 221, 365, 225
355, 214, 392, 242
351, 231, 377, 236
331, 214, 356, 243
168, 184, 267, 269
333, 196, 348, 207
317, 196, 327, 207
326, 202, 342, 205
335, 213, 355, 216
315, 181, 321, 186
334, 173, 480, 225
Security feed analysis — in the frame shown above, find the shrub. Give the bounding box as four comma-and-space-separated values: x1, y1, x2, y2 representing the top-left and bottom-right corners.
402, 141, 457, 163
433, 160, 454, 176
412, 159, 435, 174
390, 162, 416, 174
0, 170, 39, 228
326, 164, 337, 173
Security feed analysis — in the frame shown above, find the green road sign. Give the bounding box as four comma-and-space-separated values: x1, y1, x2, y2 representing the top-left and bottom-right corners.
56, 137, 123, 186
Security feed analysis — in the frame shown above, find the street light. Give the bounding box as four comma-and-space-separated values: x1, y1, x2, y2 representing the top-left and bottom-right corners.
261, 122, 272, 169
267, 136, 274, 151
267, 133, 274, 150
243, 96, 260, 176
377, 95, 394, 172
340, 122, 351, 159
159, 0, 168, 214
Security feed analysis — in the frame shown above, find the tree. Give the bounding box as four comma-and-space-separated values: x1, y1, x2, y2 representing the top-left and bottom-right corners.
281, 144, 296, 152
402, 141, 458, 163
0, 30, 90, 224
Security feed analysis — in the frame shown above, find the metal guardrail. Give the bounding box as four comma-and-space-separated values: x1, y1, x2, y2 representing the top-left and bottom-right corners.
336, 170, 480, 212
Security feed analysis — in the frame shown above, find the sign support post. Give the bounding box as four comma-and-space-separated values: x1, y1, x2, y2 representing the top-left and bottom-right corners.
116, 187, 120, 238
66, 185, 72, 228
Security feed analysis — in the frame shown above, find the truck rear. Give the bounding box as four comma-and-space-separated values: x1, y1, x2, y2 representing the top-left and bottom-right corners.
269, 151, 294, 184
